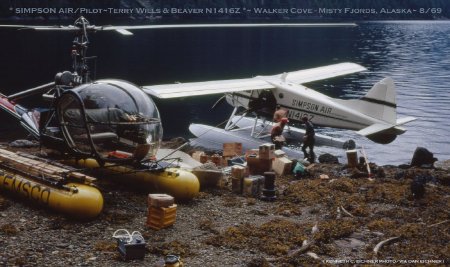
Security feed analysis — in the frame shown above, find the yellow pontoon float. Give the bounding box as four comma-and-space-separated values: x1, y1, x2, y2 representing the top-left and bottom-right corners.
0, 148, 103, 219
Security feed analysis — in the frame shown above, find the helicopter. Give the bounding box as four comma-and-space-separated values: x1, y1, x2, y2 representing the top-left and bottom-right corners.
0, 17, 164, 165
0, 16, 357, 165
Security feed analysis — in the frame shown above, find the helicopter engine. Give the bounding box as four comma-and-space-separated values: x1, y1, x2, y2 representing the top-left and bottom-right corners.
54, 79, 163, 163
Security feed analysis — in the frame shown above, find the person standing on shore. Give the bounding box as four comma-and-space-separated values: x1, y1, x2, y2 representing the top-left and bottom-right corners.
301, 116, 315, 163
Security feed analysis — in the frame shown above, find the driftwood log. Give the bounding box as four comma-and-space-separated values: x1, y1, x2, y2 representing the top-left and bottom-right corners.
373, 237, 400, 255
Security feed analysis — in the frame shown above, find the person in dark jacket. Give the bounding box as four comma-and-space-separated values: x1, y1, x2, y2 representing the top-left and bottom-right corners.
301, 116, 315, 162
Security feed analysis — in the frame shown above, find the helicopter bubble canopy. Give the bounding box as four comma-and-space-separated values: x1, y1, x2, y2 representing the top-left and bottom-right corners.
56, 79, 163, 163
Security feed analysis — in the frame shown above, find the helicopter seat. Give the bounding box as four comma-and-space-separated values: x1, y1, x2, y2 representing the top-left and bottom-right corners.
90, 132, 118, 143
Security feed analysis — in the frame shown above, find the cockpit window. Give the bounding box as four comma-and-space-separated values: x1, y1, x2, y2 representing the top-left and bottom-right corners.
57, 80, 163, 162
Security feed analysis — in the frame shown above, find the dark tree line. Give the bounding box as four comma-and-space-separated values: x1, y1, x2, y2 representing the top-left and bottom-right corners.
1, 0, 449, 20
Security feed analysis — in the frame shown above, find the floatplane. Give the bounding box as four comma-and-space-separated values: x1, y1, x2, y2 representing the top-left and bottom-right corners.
144, 63, 416, 156
0, 16, 358, 217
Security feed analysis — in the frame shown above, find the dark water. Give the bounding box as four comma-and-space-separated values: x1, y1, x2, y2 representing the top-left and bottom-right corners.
0, 21, 449, 164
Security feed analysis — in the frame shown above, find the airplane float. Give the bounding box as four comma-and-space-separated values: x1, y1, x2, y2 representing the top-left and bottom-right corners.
0, 16, 361, 218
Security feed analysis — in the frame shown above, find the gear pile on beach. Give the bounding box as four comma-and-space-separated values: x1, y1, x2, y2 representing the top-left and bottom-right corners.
0, 141, 448, 266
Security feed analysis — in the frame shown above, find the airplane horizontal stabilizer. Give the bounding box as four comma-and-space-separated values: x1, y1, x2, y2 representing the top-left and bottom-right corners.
396, 116, 416, 125
356, 123, 394, 137
357, 119, 412, 137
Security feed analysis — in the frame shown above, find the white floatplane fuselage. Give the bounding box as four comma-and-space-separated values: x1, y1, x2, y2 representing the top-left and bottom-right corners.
225, 75, 415, 144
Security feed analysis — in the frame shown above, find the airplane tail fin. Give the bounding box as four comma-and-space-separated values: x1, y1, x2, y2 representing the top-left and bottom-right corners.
336, 77, 397, 124
338, 77, 416, 143
356, 77, 397, 124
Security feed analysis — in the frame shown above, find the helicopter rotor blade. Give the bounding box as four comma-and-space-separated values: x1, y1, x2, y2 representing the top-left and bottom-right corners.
114, 28, 134, 35
0, 21, 356, 34
102, 22, 356, 31
0, 25, 78, 31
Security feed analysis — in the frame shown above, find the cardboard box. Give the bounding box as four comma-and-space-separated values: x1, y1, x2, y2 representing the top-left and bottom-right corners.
192, 169, 223, 188
231, 177, 243, 194
223, 143, 243, 157
245, 149, 259, 158
260, 159, 273, 173
259, 143, 275, 160
272, 157, 292, 176
200, 154, 209, 164
148, 194, 174, 208
231, 165, 246, 179
274, 149, 286, 158
211, 154, 221, 166
247, 156, 272, 175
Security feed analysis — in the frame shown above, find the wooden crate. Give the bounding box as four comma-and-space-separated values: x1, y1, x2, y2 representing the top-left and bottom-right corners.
147, 204, 177, 230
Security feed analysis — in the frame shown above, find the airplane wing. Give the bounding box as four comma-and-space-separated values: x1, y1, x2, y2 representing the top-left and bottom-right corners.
143, 62, 366, 99
143, 78, 272, 99
282, 62, 367, 84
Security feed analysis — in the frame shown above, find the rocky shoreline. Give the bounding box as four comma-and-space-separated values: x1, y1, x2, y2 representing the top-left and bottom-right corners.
0, 141, 449, 266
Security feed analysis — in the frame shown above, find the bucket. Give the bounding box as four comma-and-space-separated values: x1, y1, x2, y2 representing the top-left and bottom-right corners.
346, 150, 358, 168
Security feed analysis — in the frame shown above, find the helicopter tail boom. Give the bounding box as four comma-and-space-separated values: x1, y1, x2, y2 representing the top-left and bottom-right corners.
0, 94, 40, 138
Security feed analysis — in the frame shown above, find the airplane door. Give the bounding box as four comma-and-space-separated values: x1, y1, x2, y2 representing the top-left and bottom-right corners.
248, 90, 277, 119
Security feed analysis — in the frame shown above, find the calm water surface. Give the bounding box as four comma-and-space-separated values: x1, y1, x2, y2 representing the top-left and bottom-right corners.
336, 21, 450, 164
0, 21, 449, 165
